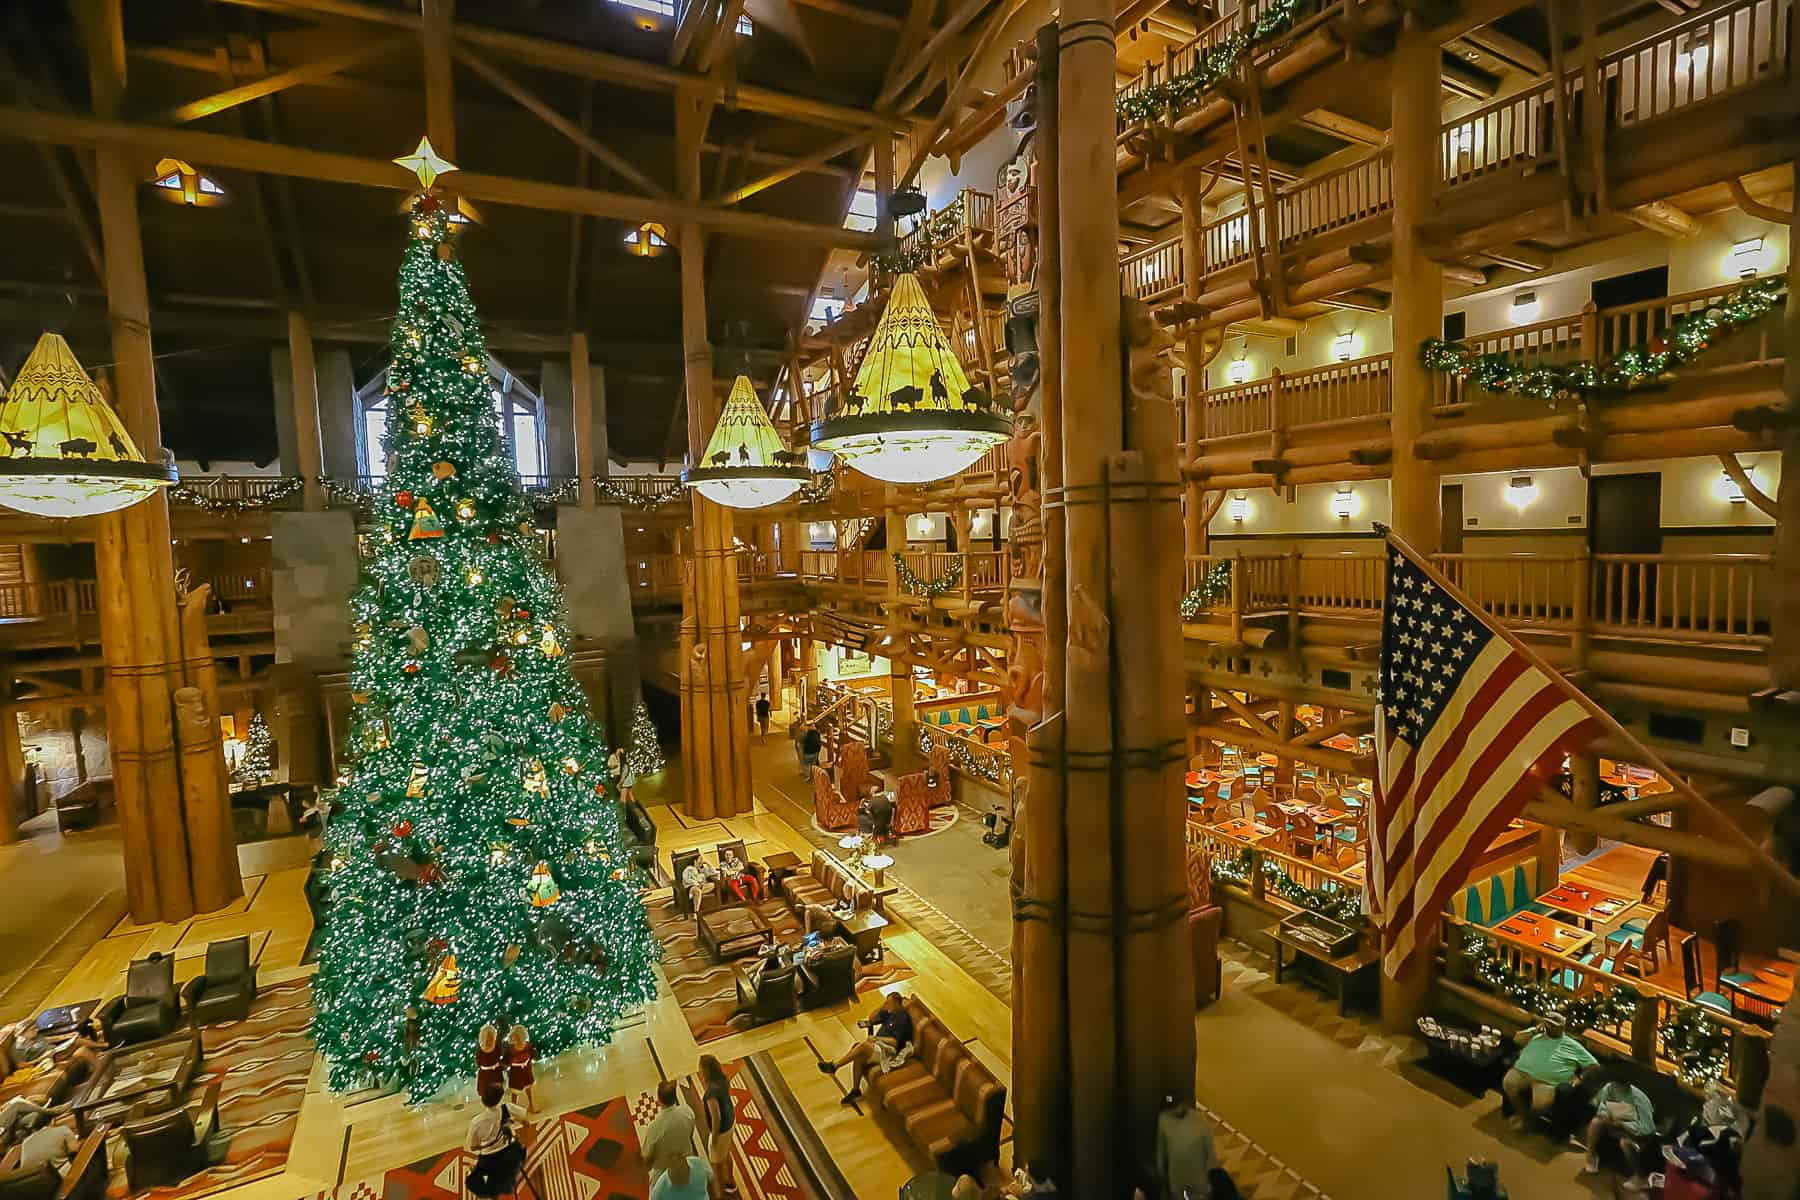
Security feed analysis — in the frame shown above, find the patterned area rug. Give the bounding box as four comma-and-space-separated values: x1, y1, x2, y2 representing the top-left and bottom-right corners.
808, 804, 959, 840
643, 894, 913, 1045
323, 1097, 649, 1200
629, 1052, 850, 1200
114, 978, 316, 1200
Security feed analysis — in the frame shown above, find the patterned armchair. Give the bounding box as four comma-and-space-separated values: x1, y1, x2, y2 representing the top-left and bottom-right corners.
893, 771, 932, 837
838, 740, 873, 803
813, 767, 858, 831
925, 744, 952, 807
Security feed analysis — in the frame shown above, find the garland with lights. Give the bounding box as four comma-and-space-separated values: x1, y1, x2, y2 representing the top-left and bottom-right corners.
170, 476, 304, 513
1420, 277, 1786, 404
1659, 1001, 1732, 1087
1462, 930, 1640, 1033
917, 725, 1012, 787
320, 476, 377, 513
1179, 558, 1233, 620
1207, 845, 1363, 924
593, 478, 686, 509
1115, 0, 1310, 126
894, 552, 963, 598
871, 195, 968, 277
521, 477, 580, 506
309, 191, 660, 1102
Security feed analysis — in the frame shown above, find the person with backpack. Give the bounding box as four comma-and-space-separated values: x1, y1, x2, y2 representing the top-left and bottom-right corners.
465, 1082, 531, 1198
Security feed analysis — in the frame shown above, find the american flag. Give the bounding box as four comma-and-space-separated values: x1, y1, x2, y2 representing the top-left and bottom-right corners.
1370, 541, 1598, 977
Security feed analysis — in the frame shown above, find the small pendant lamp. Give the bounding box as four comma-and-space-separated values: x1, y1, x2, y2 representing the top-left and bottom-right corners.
681, 375, 810, 509
809, 273, 1009, 484
0, 333, 177, 518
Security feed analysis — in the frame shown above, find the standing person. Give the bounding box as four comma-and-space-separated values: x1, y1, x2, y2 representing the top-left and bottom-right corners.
1156, 1098, 1219, 1199
464, 1083, 530, 1199
506, 1023, 537, 1113
609, 747, 639, 807
476, 1024, 505, 1098
799, 724, 822, 778
1501, 1015, 1595, 1130
698, 1054, 736, 1198
639, 1080, 696, 1185
816, 992, 914, 1104
649, 1153, 712, 1200
755, 694, 771, 743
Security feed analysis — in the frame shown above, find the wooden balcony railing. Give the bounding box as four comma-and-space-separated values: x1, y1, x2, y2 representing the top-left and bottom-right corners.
1121, 237, 1186, 303
1196, 354, 1394, 445
0, 580, 97, 620
1601, 0, 1789, 130
1181, 550, 1773, 647
1277, 149, 1393, 244
170, 474, 303, 509
1439, 76, 1561, 188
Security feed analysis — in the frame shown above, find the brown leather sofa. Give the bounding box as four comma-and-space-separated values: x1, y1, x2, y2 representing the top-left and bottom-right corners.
781, 850, 876, 916
863, 997, 1007, 1178
0, 1127, 108, 1200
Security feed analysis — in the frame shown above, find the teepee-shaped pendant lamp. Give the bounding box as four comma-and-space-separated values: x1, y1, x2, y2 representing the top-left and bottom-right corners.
809, 273, 1009, 484
0, 333, 177, 517
681, 374, 810, 509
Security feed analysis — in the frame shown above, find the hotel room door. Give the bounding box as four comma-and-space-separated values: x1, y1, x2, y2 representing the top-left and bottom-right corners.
1589, 473, 1662, 627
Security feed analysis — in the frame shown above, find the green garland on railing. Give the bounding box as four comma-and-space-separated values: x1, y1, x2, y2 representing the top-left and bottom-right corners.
917, 725, 1012, 787
871, 196, 967, 277
594, 478, 686, 509
1659, 1002, 1731, 1087
1180, 558, 1233, 620
318, 475, 374, 512
168, 475, 305, 513
1462, 930, 1639, 1033
1419, 277, 1787, 404
522, 477, 580, 505
1209, 847, 1363, 925
895, 552, 963, 598
1115, 0, 1310, 126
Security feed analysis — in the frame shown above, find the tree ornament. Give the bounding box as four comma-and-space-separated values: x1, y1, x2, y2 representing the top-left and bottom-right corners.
409, 498, 446, 540
461, 763, 488, 786
456, 498, 478, 522
407, 625, 429, 653
593, 780, 608, 798
422, 953, 460, 1005
523, 758, 549, 797
497, 596, 516, 619
406, 762, 429, 798
403, 662, 422, 674
490, 651, 513, 675
395, 490, 415, 509
392, 819, 413, 838
540, 626, 563, 658
519, 521, 533, 535
523, 860, 561, 907
489, 841, 511, 864
431, 461, 456, 480
364, 1049, 381, 1066
462, 354, 483, 375
548, 702, 568, 723
560, 755, 581, 775
503, 944, 521, 968
515, 608, 532, 620
407, 555, 441, 587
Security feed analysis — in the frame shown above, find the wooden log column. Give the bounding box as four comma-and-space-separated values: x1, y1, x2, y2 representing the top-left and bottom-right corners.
885, 505, 917, 767
287, 312, 326, 511
675, 220, 752, 819
1180, 169, 1209, 560
79, 0, 238, 922
1772, 160, 1800, 689
1380, 16, 1446, 1028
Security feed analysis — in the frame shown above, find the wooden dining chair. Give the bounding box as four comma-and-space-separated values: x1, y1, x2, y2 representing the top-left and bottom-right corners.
1288, 810, 1319, 860
1294, 783, 1321, 808
1607, 907, 1672, 974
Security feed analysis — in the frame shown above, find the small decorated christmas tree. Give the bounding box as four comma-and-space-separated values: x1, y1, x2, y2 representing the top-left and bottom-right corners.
624, 695, 665, 779
235, 712, 274, 785
310, 178, 659, 1101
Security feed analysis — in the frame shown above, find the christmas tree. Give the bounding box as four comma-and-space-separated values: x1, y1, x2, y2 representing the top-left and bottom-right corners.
310, 188, 660, 1101
624, 695, 665, 779
235, 712, 273, 785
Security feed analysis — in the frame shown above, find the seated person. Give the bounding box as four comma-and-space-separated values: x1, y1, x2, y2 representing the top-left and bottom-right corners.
802, 901, 840, 938
6, 1016, 108, 1078
1675, 1083, 1748, 1194
680, 858, 718, 915
718, 850, 763, 902
0, 1097, 52, 1153
1501, 1015, 1594, 1129
15, 1114, 80, 1177
815, 991, 913, 1103
861, 789, 896, 842
1584, 1079, 1655, 1182
1001, 1162, 1059, 1197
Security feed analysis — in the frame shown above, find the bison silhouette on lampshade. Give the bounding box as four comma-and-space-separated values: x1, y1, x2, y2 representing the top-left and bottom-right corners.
680, 374, 810, 510
0, 333, 177, 518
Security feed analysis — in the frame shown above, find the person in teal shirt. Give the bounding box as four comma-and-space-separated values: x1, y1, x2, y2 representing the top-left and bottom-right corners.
1501, 1015, 1596, 1126
1585, 1079, 1656, 1186
648, 1154, 711, 1200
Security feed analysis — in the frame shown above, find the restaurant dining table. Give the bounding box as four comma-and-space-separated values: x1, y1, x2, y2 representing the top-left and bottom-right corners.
1536, 882, 1634, 930
1492, 911, 1595, 958
1722, 963, 1794, 1014
1211, 817, 1279, 844
1337, 859, 1367, 885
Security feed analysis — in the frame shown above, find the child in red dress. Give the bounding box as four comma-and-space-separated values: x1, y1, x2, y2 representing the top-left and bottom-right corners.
475, 1024, 504, 1096
507, 1024, 536, 1112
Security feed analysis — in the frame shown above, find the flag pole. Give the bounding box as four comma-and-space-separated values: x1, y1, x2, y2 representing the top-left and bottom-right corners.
1376, 523, 1800, 902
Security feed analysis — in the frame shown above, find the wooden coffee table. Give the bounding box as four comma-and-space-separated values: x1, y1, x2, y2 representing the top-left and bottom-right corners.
835, 909, 889, 962
72, 1032, 202, 1134
698, 907, 774, 961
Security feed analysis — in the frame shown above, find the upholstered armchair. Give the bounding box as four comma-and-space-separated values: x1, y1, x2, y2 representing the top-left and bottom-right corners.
182, 937, 258, 1026
925, 745, 952, 807
803, 942, 858, 1008
97, 954, 178, 1045
119, 1080, 222, 1191
0, 1128, 108, 1200
1185, 847, 1222, 1007
813, 767, 857, 832
670, 848, 725, 917
838, 741, 872, 806
892, 772, 931, 837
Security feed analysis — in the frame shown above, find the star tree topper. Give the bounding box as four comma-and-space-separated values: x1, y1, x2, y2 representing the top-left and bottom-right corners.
394, 136, 458, 189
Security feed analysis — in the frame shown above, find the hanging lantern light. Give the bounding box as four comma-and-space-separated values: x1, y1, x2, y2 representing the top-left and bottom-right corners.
681, 374, 809, 509
0, 333, 177, 517
623, 221, 669, 258
810, 273, 1009, 484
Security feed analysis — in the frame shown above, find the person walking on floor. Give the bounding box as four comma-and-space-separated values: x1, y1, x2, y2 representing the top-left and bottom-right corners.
755, 695, 771, 743
464, 1082, 531, 1199
1157, 1097, 1220, 1199
649, 1153, 712, 1200
639, 1080, 696, 1186
698, 1054, 736, 1198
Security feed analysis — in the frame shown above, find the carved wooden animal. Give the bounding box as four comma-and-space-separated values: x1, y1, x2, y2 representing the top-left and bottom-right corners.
58, 437, 97, 457
2, 431, 33, 455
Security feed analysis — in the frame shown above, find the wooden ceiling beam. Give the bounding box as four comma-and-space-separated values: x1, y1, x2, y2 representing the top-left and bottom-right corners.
164, 33, 404, 123
716, 128, 871, 207
0, 46, 103, 282
205, 0, 907, 132
1296, 108, 1385, 147
791, 0, 905, 29
896, 0, 1029, 192
421, 0, 456, 157
877, 0, 992, 110
695, 0, 748, 75
455, 44, 672, 200
204, 35, 289, 309
670, 0, 717, 68
0, 104, 887, 250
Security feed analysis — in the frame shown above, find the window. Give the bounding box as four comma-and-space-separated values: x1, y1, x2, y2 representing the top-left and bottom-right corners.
808, 295, 841, 327
495, 391, 546, 480
356, 363, 546, 484
843, 188, 878, 233
1442, 311, 1466, 341
360, 396, 390, 482
737, 14, 753, 34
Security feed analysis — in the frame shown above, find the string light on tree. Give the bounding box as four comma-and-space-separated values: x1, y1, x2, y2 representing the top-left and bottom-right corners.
309, 172, 658, 1102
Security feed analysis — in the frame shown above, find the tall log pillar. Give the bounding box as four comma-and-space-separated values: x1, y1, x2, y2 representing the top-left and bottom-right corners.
79, 0, 236, 922
1016, 7, 1197, 1193
1772, 160, 1800, 689
1181, 168, 1209, 559
1381, 15, 1446, 1028
287, 313, 326, 511
1568, 752, 1601, 855
675, 219, 752, 819
0, 693, 22, 844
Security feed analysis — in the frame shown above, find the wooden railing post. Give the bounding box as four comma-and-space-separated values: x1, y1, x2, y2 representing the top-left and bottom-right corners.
1285, 547, 1302, 649
1230, 555, 1245, 644
1579, 300, 1599, 360
1629, 994, 1659, 1063
1732, 1027, 1771, 1104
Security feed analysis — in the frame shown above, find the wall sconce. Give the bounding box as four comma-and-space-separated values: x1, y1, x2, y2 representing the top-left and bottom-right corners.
1717, 468, 1751, 504
1227, 356, 1251, 385
1331, 487, 1355, 520
1510, 291, 1540, 324
908, 514, 933, 538
1332, 331, 1355, 362
1731, 237, 1764, 279
1229, 492, 1249, 523
1505, 475, 1538, 510
971, 508, 994, 536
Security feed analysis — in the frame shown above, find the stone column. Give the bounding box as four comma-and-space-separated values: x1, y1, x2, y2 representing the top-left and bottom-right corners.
287, 313, 326, 511
316, 346, 359, 483
1380, 14, 1447, 1029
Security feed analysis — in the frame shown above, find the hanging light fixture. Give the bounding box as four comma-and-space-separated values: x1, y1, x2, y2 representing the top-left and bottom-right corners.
0, 333, 177, 518
681, 374, 809, 509
810, 273, 1009, 484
